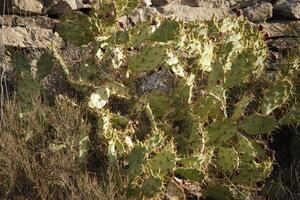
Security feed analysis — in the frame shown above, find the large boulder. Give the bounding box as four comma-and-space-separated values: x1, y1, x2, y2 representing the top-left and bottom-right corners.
0, 0, 45, 14
274, 1, 300, 19
260, 20, 300, 38
44, 0, 91, 15
242, 2, 273, 22
1, 26, 63, 48
156, 2, 229, 21
0, 15, 58, 30
151, 0, 173, 6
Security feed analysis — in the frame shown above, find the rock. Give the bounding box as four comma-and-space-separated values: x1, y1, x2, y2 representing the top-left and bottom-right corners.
151, 0, 173, 6
274, 1, 300, 19
259, 21, 300, 38
0, 15, 58, 30
229, 0, 259, 9
156, 3, 229, 21
267, 37, 300, 51
45, 0, 91, 15
242, 2, 273, 22
181, 0, 230, 7
0, 0, 45, 14
129, 7, 159, 25
138, 69, 174, 95
0, 26, 63, 48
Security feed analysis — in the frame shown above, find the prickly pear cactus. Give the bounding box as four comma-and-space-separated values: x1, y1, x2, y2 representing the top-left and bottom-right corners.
9, 49, 53, 111
20, 2, 298, 199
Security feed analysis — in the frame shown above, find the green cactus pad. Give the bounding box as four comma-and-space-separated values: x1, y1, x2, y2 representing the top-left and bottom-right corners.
130, 21, 151, 47
10, 49, 31, 76
204, 185, 233, 200
235, 135, 256, 163
148, 150, 175, 176
225, 50, 254, 88
175, 168, 205, 182
208, 61, 224, 85
79, 59, 98, 82
231, 161, 272, 183
143, 91, 173, 118
261, 80, 291, 115
194, 96, 223, 121
58, 12, 95, 46
129, 45, 165, 72
207, 120, 237, 146
150, 19, 180, 42
231, 95, 253, 122
239, 114, 277, 135
128, 146, 148, 181
17, 78, 41, 111
215, 147, 239, 172
278, 103, 300, 125
36, 52, 53, 81
141, 175, 162, 198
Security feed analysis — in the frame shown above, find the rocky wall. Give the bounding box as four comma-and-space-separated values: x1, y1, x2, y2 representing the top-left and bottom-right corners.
0, 0, 299, 68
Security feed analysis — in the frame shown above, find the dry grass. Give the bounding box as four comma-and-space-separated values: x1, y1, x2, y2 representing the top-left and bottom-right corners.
264, 162, 300, 200
0, 99, 127, 200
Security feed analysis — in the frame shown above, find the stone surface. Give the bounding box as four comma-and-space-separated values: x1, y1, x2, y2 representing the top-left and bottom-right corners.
151, 0, 174, 6
0, 15, 58, 30
181, 0, 230, 7
156, 3, 229, 21
0, 26, 63, 48
44, 0, 91, 15
138, 69, 174, 95
260, 21, 300, 38
229, 0, 259, 9
274, 1, 300, 19
129, 7, 159, 25
0, 0, 45, 14
267, 37, 300, 51
243, 2, 273, 22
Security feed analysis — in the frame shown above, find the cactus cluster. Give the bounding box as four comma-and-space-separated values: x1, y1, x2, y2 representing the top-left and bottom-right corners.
9, 49, 53, 111
9, 0, 299, 199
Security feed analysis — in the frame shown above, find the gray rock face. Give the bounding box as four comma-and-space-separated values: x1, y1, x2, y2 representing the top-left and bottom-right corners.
151, 0, 174, 6
0, 26, 63, 48
243, 2, 273, 22
267, 37, 300, 52
229, 0, 259, 8
45, 0, 91, 15
156, 2, 229, 21
138, 69, 174, 95
0, 0, 45, 14
260, 21, 300, 38
0, 15, 58, 29
274, 1, 300, 19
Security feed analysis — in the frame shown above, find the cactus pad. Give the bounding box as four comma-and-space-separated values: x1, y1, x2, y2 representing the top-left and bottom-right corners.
140, 175, 162, 198
148, 150, 175, 176
129, 45, 165, 72
261, 80, 292, 115
150, 19, 180, 42
207, 120, 237, 146
36, 52, 53, 81
204, 185, 233, 200
128, 146, 148, 181
239, 114, 277, 135
175, 168, 204, 182
215, 147, 239, 172
58, 12, 95, 46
